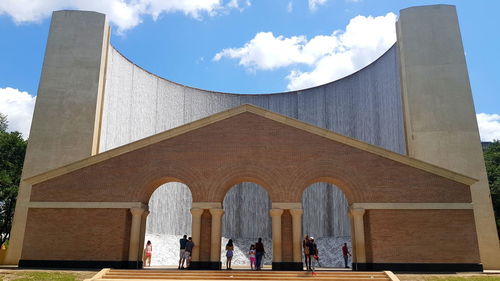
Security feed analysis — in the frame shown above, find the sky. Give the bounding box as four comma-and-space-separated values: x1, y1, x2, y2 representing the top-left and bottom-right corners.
0, 0, 499, 141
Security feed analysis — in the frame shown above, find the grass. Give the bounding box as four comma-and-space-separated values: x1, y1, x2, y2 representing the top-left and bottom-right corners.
10, 272, 83, 281
426, 277, 500, 281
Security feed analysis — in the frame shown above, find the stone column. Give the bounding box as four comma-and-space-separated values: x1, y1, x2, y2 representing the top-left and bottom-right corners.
209, 208, 224, 262
269, 209, 284, 262
350, 208, 366, 263
138, 210, 150, 262
289, 208, 303, 263
190, 208, 204, 261
128, 208, 145, 262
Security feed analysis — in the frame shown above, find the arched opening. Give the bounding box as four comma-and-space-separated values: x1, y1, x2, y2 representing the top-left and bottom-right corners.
302, 181, 352, 269
221, 181, 272, 269
143, 181, 193, 267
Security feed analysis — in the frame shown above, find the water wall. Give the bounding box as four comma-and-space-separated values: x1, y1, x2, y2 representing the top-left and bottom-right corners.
100, 44, 404, 240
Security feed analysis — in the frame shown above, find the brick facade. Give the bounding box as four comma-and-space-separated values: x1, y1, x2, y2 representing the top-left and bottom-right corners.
22, 110, 480, 268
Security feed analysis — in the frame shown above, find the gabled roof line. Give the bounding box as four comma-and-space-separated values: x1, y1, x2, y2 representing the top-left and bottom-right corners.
24, 104, 477, 186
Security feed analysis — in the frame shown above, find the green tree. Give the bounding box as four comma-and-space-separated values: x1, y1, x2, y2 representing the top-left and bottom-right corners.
0, 114, 27, 245
483, 140, 500, 236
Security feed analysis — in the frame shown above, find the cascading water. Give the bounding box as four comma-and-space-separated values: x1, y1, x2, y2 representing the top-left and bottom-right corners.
145, 181, 351, 267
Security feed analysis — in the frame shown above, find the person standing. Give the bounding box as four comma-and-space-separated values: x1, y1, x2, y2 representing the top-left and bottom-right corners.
183, 237, 195, 269
302, 235, 310, 271
248, 244, 256, 270
342, 243, 351, 268
308, 237, 318, 271
225, 239, 234, 270
255, 238, 265, 270
143, 240, 152, 267
178, 235, 188, 269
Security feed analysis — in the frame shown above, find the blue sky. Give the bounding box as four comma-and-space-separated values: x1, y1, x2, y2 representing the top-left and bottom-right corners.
0, 0, 499, 140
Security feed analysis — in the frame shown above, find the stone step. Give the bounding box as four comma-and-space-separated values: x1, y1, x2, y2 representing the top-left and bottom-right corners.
86, 269, 396, 281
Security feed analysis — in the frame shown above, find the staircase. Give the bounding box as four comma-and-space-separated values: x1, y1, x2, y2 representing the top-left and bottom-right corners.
85, 268, 400, 281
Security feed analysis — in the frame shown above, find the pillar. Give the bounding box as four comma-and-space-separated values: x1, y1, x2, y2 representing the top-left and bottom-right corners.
128, 208, 145, 268
209, 208, 224, 268
269, 209, 284, 262
289, 209, 303, 263
350, 208, 366, 269
190, 208, 204, 262
7, 10, 110, 265
138, 210, 150, 264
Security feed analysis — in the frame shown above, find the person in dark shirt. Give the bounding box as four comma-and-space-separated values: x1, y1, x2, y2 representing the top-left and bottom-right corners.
178, 235, 188, 269
255, 237, 265, 270
184, 237, 195, 269
342, 243, 351, 268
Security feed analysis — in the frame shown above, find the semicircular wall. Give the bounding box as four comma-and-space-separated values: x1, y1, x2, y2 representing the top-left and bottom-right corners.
100, 44, 406, 239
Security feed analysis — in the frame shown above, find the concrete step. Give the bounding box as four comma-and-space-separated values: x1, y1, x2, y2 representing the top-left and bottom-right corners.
86, 268, 397, 281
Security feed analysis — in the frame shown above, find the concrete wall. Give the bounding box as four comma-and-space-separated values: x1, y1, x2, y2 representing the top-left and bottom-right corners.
100, 45, 405, 154
6, 11, 110, 264
397, 4, 500, 268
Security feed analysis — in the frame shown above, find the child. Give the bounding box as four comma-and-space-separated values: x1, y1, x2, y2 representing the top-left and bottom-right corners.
248, 244, 256, 270
143, 240, 152, 267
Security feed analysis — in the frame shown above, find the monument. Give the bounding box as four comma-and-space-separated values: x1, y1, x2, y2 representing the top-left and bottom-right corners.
4, 4, 499, 271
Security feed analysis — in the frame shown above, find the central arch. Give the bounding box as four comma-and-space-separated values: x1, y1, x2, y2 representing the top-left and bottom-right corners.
302, 180, 352, 269
222, 181, 272, 269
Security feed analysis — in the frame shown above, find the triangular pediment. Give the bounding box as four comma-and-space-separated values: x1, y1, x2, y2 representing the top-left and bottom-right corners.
25, 104, 476, 186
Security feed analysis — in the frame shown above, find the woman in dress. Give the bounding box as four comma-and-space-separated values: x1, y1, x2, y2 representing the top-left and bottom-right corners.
225, 239, 234, 270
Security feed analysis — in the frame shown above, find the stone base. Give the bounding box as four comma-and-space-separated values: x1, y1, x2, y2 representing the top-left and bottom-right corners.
189, 261, 222, 270
19, 259, 142, 269
352, 263, 483, 272
272, 262, 303, 271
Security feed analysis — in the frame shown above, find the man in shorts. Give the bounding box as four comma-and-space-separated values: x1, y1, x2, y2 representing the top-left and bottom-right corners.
178, 235, 188, 269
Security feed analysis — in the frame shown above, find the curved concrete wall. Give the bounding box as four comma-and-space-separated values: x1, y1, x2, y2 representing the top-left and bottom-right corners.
100, 44, 405, 238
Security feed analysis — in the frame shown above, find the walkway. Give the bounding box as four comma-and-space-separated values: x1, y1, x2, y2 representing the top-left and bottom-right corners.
85, 268, 399, 281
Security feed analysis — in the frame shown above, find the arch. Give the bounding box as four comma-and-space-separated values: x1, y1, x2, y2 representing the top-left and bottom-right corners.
142, 177, 194, 266
301, 180, 352, 269
221, 181, 272, 268
211, 163, 282, 202
140, 176, 195, 203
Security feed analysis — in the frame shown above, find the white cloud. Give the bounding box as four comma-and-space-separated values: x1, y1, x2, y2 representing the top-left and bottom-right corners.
287, 1, 293, 13
214, 12, 397, 90
309, 0, 327, 11
0, 0, 245, 33
477, 113, 500, 141
0, 87, 36, 139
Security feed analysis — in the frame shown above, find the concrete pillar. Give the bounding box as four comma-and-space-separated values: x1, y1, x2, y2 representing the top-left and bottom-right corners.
190, 208, 204, 261
138, 210, 150, 262
350, 208, 366, 263
128, 208, 145, 262
397, 5, 500, 268
6, 10, 110, 265
269, 208, 284, 262
289, 208, 303, 263
209, 208, 224, 262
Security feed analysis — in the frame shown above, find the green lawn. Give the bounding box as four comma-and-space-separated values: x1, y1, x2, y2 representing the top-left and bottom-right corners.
12, 272, 80, 281
426, 277, 500, 281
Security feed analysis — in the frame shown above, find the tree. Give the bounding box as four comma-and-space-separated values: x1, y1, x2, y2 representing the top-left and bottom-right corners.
483, 140, 500, 236
0, 113, 27, 245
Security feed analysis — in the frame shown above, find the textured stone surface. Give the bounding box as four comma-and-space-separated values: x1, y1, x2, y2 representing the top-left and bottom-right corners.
101, 45, 404, 241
